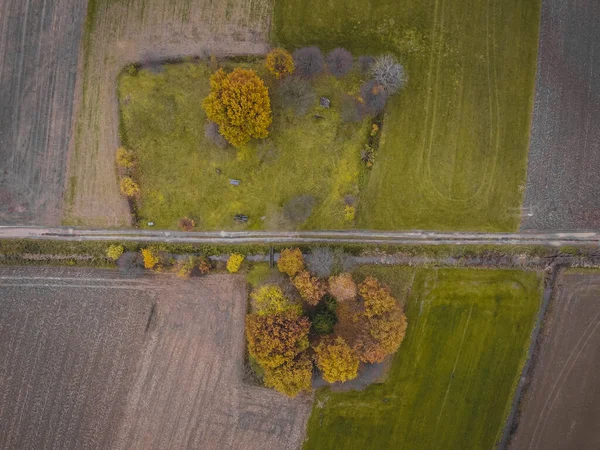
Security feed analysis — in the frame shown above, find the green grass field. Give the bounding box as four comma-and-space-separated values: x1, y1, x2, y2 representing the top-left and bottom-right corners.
118, 60, 372, 230
274, 0, 540, 231
304, 268, 541, 450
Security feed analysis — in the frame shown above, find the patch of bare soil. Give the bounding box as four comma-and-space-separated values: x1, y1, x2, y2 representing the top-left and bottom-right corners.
64, 0, 273, 226
0, 267, 311, 450
0, 0, 88, 225
521, 0, 600, 230
509, 271, 600, 449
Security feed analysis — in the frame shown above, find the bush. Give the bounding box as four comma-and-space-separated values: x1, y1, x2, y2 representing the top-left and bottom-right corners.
197, 257, 211, 274
265, 48, 295, 79
306, 247, 334, 278
292, 270, 327, 306
203, 68, 272, 147
283, 195, 315, 226
328, 273, 357, 302
292, 46, 325, 78
141, 247, 160, 269
106, 244, 124, 261
370, 54, 405, 94
204, 121, 228, 148
358, 55, 375, 73
251, 284, 298, 316
277, 248, 305, 277
326, 48, 353, 78
226, 253, 245, 273
175, 256, 195, 279
263, 355, 312, 397
360, 80, 388, 116
178, 217, 195, 231
116, 147, 134, 169
119, 177, 140, 197
276, 77, 316, 115
314, 337, 359, 383
344, 205, 356, 222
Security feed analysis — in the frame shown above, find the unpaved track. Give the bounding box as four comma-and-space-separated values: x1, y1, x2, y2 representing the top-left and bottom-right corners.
521, 0, 600, 230
65, 0, 272, 227
0, 0, 88, 225
509, 271, 600, 449
0, 267, 311, 450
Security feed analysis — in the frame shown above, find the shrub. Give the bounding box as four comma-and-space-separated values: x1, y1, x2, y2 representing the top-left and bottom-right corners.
328, 273, 357, 302
358, 55, 375, 73
361, 145, 375, 167
283, 195, 315, 226
251, 284, 298, 316
105, 244, 124, 261
204, 121, 228, 148
203, 68, 272, 147
370, 54, 405, 94
116, 147, 134, 169
226, 253, 245, 273
276, 77, 316, 115
175, 257, 195, 279
314, 337, 359, 383
265, 48, 295, 79
178, 217, 195, 231
197, 257, 211, 274
292, 270, 327, 306
292, 46, 325, 78
326, 48, 353, 78
277, 248, 305, 277
119, 177, 140, 197
141, 247, 160, 269
306, 247, 334, 278
263, 355, 312, 397
245, 310, 310, 369
344, 205, 356, 222
360, 80, 388, 116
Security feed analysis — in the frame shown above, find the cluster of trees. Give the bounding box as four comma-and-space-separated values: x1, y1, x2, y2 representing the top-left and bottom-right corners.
245, 247, 408, 397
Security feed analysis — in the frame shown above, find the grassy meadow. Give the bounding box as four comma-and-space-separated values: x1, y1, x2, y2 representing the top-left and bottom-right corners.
303, 267, 542, 450
118, 60, 372, 230
274, 0, 541, 231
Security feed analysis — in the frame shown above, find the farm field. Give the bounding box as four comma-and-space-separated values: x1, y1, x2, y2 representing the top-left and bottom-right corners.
274, 0, 540, 231
0, 267, 311, 450
118, 61, 370, 230
521, 0, 600, 230
64, 0, 273, 227
0, 0, 88, 225
509, 270, 600, 449
303, 268, 542, 450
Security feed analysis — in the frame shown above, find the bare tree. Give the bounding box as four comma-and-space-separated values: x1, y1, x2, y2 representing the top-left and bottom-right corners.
370, 54, 405, 94
204, 121, 227, 148
360, 80, 388, 115
306, 248, 335, 278
326, 48, 353, 78
358, 55, 375, 74
292, 47, 325, 78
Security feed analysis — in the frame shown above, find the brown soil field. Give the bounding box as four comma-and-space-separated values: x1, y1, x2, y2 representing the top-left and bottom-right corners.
0, 0, 88, 225
64, 0, 273, 227
521, 0, 600, 230
0, 267, 311, 449
509, 271, 600, 449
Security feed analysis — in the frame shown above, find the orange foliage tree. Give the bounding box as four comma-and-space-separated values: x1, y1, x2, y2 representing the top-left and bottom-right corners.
314, 337, 359, 383
328, 273, 357, 302
202, 68, 272, 147
277, 248, 305, 277
265, 48, 295, 79
292, 270, 327, 306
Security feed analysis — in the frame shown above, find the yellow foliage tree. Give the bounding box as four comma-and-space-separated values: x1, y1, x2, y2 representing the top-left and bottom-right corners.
119, 177, 140, 197
106, 244, 124, 261
277, 248, 304, 277
265, 48, 295, 79
226, 253, 245, 273
251, 284, 299, 316
263, 355, 312, 397
202, 68, 272, 147
141, 247, 160, 269
314, 337, 359, 383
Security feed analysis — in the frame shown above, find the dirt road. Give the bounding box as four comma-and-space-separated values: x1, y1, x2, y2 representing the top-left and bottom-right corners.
0, 0, 88, 225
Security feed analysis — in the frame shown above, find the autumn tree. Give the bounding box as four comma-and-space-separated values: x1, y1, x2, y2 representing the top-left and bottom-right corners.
203, 68, 272, 147
292, 270, 327, 306
120, 177, 140, 197
263, 355, 312, 397
314, 337, 359, 383
245, 310, 310, 369
266, 48, 295, 79
141, 247, 160, 269
277, 248, 305, 277
251, 284, 299, 316
227, 253, 245, 273
328, 273, 357, 302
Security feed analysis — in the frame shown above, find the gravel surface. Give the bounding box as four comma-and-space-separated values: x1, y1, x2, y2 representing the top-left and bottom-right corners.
0, 0, 88, 225
521, 0, 600, 230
